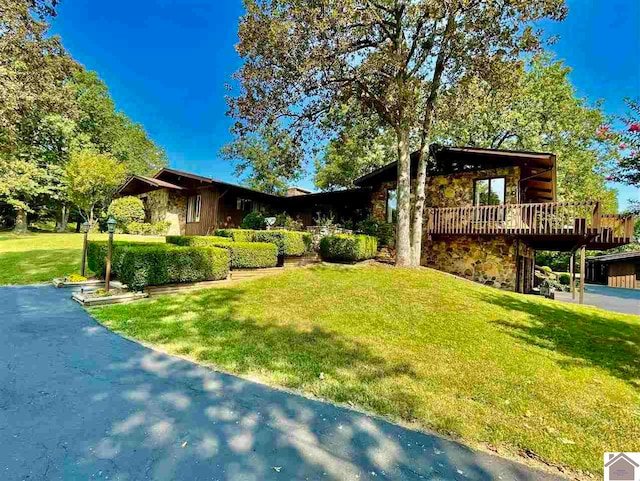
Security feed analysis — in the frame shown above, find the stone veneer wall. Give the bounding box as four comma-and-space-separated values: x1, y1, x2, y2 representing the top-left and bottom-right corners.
370, 166, 525, 290
422, 235, 518, 289
371, 166, 521, 220
142, 189, 186, 235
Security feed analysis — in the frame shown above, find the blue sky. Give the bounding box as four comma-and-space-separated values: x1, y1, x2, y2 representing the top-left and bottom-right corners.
51, 0, 639, 210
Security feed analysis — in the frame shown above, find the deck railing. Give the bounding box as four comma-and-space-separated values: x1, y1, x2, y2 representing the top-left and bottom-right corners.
425, 202, 634, 242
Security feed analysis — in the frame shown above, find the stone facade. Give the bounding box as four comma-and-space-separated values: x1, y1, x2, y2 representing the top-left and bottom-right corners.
421, 235, 517, 289
371, 167, 520, 220
142, 189, 186, 235
370, 166, 529, 291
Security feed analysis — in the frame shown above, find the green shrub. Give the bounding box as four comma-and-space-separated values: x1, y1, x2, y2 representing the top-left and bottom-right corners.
108, 197, 145, 229
126, 221, 171, 235
118, 244, 230, 291
213, 229, 311, 257
254, 230, 312, 256
166, 235, 232, 246
87, 240, 156, 278
166, 235, 277, 268
319, 234, 378, 263
558, 273, 571, 285
356, 217, 395, 248
241, 211, 267, 230
214, 229, 256, 242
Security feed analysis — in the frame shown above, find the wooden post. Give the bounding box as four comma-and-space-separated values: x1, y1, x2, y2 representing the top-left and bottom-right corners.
570, 253, 575, 300
105, 231, 113, 293
579, 245, 586, 304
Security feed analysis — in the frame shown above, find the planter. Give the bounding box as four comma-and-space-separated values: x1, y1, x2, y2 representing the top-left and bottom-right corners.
53, 278, 103, 288
53, 278, 126, 290
72, 290, 148, 306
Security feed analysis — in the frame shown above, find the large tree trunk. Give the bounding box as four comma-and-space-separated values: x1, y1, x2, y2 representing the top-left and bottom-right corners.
13, 208, 28, 233
55, 203, 69, 232
395, 126, 412, 267
411, 149, 428, 266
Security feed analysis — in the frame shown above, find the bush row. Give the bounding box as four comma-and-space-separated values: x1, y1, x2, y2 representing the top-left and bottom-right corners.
319, 234, 378, 263
126, 221, 171, 236
166, 235, 277, 269
214, 229, 312, 257
87, 241, 230, 291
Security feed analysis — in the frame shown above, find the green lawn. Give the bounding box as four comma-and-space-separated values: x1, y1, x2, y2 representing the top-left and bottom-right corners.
0, 232, 164, 285
91, 264, 640, 476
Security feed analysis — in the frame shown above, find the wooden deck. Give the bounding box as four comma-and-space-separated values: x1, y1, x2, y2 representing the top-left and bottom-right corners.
425, 201, 634, 250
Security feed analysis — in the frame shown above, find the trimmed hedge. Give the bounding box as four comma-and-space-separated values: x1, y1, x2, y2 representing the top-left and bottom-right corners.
119, 244, 230, 291
126, 221, 171, 235
214, 229, 312, 256
254, 230, 312, 257
166, 235, 232, 246
166, 235, 277, 269
87, 240, 157, 278
319, 234, 378, 263
215, 229, 256, 242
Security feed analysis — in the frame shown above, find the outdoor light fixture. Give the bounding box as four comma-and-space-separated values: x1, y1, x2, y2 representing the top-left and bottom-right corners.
106, 217, 117, 234
105, 217, 117, 292
80, 221, 91, 276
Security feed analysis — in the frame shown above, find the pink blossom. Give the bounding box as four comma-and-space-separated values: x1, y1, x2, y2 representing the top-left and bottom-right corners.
605, 175, 614, 181
619, 143, 628, 149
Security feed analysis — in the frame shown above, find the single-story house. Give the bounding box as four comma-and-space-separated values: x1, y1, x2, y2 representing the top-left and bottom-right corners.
585, 251, 640, 289
117, 144, 635, 293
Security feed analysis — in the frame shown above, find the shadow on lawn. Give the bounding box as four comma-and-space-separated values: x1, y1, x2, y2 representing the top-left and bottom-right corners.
476, 290, 640, 385
0, 284, 556, 481
121, 286, 423, 420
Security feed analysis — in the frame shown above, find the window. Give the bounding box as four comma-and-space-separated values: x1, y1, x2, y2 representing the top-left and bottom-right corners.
186, 195, 201, 223
386, 189, 397, 223
474, 177, 505, 205
237, 197, 254, 212
635, 263, 640, 282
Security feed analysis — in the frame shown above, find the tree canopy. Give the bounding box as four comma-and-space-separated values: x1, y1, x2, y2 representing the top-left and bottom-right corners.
0, 1, 167, 231
229, 0, 567, 266
220, 124, 302, 195
65, 149, 127, 222
314, 56, 618, 213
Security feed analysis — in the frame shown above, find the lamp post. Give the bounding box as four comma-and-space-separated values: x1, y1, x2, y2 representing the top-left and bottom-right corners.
105, 217, 117, 292
80, 221, 90, 277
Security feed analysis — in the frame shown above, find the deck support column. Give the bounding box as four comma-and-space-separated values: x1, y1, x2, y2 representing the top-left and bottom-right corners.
579, 245, 586, 304
570, 252, 575, 299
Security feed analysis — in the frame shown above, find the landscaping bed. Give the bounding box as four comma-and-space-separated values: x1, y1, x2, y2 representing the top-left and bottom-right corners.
90, 264, 640, 477
73, 287, 148, 306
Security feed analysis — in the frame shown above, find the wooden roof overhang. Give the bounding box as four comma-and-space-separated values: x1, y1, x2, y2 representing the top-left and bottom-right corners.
354, 145, 556, 203
117, 175, 185, 196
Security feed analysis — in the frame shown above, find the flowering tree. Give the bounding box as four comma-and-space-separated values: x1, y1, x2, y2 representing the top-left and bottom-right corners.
606, 99, 640, 188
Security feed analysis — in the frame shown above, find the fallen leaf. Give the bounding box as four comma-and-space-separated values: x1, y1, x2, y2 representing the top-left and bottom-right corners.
560, 438, 575, 445
181, 441, 188, 448
273, 466, 282, 473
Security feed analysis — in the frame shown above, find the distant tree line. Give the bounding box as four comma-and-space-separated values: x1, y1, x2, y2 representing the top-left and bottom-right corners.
0, 0, 167, 233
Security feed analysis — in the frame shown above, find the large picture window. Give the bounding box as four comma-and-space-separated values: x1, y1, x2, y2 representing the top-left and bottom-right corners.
237, 197, 254, 212
474, 178, 506, 206
386, 189, 397, 223
186, 194, 201, 223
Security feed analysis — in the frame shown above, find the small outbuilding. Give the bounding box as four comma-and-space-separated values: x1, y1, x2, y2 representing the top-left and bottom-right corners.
585, 251, 640, 289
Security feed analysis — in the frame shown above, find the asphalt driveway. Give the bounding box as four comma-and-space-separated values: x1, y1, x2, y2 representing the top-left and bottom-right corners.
0, 285, 563, 481
555, 284, 640, 315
